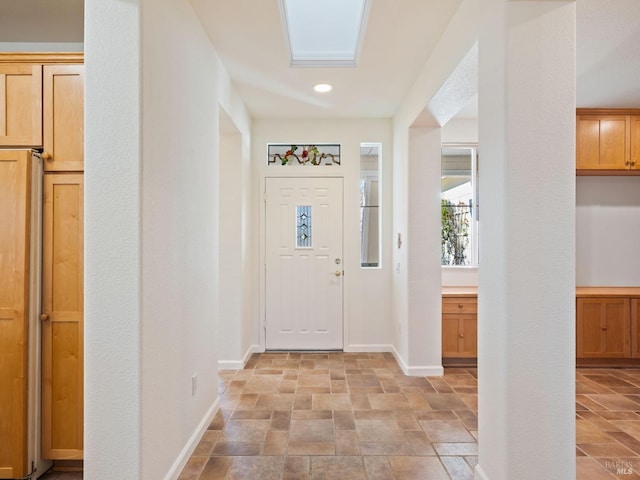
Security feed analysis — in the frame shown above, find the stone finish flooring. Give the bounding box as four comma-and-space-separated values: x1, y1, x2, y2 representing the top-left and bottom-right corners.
179, 352, 478, 480
41, 357, 640, 479
576, 368, 640, 479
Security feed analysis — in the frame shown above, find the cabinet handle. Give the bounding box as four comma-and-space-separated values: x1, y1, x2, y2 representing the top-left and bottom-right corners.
458, 303, 463, 309
601, 326, 607, 331
41, 152, 52, 161
40, 313, 50, 321
459, 334, 464, 338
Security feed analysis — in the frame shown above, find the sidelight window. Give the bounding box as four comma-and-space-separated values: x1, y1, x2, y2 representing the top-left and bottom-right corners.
360, 143, 381, 268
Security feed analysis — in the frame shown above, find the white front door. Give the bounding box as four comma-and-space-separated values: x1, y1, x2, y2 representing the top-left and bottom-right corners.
265, 177, 343, 350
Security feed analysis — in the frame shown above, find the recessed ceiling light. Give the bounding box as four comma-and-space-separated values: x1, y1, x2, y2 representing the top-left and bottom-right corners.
314, 83, 333, 93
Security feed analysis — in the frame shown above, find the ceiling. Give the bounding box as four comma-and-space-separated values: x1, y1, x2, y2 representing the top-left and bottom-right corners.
191, 0, 640, 120
2, 0, 639, 120
190, 0, 464, 119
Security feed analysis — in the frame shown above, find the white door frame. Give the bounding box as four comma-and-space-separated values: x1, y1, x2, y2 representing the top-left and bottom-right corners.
259, 172, 348, 352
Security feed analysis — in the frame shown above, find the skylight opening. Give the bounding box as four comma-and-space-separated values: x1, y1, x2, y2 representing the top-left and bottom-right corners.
278, 0, 371, 67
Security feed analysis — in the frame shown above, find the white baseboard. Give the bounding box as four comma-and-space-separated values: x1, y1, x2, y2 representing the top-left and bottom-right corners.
218, 344, 262, 370
475, 464, 489, 480
407, 365, 444, 376
164, 397, 220, 480
345, 344, 394, 353
391, 345, 443, 377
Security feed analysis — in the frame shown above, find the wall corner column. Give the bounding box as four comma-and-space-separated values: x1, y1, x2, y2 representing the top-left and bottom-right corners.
476, 1, 576, 479
406, 126, 443, 375
85, 0, 142, 478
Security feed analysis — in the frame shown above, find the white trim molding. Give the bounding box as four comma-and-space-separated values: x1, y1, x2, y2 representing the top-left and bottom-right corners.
345, 344, 394, 353
391, 345, 443, 377
218, 344, 263, 370
163, 397, 220, 480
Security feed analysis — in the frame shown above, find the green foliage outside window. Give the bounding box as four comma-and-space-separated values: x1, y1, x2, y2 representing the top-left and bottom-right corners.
441, 199, 470, 266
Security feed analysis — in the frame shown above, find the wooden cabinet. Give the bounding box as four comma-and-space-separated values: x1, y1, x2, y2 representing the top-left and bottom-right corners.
41, 173, 84, 460
0, 65, 42, 146
631, 300, 640, 358
0, 63, 84, 170
442, 297, 477, 360
577, 297, 630, 358
576, 109, 640, 174
630, 116, 640, 171
43, 65, 84, 172
0, 53, 85, 467
0, 151, 30, 478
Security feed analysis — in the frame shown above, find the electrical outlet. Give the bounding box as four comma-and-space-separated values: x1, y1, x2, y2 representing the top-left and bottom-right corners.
192, 374, 198, 396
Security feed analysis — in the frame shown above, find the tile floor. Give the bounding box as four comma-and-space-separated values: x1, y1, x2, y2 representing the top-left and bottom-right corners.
180, 352, 478, 480
576, 368, 640, 479
40, 355, 640, 479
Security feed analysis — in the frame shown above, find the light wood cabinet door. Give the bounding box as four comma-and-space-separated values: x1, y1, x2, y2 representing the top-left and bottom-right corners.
577, 297, 630, 358
0, 65, 42, 147
632, 299, 640, 358
0, 151, 30, 478
630, 116, 640, 171
442, 297, 477, 359
576, 115, 629, 170
42, 173, 84, 460
42, 65, 84, 172
459, 315, 478, 358
442, 314, 461, 358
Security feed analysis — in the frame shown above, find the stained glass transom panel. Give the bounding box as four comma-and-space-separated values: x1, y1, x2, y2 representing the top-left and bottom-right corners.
296, 205, 312, 248
268, 144, 341, 166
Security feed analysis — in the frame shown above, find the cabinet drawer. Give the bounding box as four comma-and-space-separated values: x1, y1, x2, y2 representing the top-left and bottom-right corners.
442, 297, 477, 314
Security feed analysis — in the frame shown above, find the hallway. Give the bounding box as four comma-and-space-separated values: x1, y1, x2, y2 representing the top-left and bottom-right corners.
179, 352, 478, 479
173, 352, 640, 479
38, 352, 640, 478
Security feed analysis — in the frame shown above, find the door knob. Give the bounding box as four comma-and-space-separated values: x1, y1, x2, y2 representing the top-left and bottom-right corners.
334, 270, 342, 277
40, 313, 50, 321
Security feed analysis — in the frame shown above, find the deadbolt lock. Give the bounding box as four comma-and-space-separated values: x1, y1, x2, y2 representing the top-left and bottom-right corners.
335, 258, 342, 264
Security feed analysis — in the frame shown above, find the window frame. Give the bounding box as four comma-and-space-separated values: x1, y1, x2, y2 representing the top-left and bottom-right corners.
441, 143, 479, 267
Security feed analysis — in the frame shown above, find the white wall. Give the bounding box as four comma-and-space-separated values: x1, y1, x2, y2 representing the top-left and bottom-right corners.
86, 0, 251, 478
140, 2, 251, 478
85, 0, 142, 477
218, 109, 256, 367
442, 118, 478, 144
252, 119, 393, 351
576, 176, 640, 286
392, 0, 480, 371
406, 127, 444, 374
477, 2, 576, 478
442, 267, 478, 286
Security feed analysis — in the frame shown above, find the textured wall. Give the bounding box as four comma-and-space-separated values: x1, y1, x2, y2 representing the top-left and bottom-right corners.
85, 0, 252, 478
576, 177, 640, 286
477, 2, 576, 479
85, 0, 142, 477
